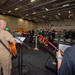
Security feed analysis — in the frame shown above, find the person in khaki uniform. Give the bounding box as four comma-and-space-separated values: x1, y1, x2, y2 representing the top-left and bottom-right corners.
0, 20, 16, 75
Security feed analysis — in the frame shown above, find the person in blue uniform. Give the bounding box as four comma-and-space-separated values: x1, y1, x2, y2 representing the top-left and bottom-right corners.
56, 46, 75, 75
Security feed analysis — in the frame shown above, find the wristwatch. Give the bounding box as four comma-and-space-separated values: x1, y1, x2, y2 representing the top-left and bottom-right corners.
56, 56, 63, 60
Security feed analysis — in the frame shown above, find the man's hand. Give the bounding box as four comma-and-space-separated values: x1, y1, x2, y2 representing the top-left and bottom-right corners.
56, 50, 63, 69
56, 50, 62, 57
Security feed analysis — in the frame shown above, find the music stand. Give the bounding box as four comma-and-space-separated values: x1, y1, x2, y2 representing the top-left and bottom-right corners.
15, 37, 26, 44
13, 37, 28, 75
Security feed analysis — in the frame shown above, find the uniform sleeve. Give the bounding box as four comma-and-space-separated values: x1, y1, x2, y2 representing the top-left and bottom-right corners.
58, 48, 73, 75
5, 31, 15, 42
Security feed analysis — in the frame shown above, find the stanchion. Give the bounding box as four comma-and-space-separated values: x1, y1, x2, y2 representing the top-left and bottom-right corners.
34, 35, 39, 51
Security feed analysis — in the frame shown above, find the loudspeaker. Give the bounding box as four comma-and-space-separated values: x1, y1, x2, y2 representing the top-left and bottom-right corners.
38, 42, 57, 72
45, 57, 57, 72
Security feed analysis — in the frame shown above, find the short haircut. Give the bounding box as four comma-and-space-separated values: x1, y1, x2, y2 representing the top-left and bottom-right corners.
0, 20, 7, 26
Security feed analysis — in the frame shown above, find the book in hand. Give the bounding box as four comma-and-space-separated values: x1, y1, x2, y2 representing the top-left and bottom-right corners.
59, 44, 71, 53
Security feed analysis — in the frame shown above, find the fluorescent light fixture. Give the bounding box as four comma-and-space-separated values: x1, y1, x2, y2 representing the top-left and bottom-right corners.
15, 8, 19, 10
63, 4, 69, 7
68, 11, 71, 13
32, 12, 36, 14
58, 13, 61, 15
8, 11, 11, 13
45, 8, 49, 11
31, 0, 36, 2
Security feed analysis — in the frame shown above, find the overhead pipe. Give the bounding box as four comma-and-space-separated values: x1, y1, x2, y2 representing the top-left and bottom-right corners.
36, 5, 75, 17
19, 0, 75, 13
20, 3, 75, 17
19, 0, 57, 13
36, 3, 75, 14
